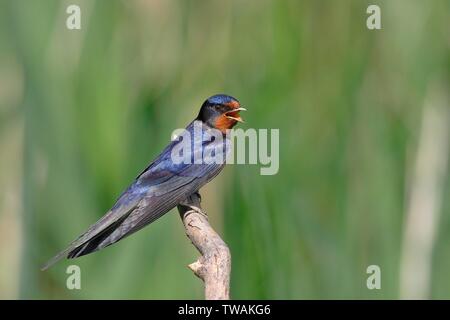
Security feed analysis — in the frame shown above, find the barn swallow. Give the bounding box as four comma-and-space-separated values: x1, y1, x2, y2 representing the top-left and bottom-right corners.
42, 94, 245, 270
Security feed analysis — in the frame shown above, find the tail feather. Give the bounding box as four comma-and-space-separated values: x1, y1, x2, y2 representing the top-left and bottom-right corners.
67, 216, 127, 259
41, 207, 135, 270
40, 247, 75, 271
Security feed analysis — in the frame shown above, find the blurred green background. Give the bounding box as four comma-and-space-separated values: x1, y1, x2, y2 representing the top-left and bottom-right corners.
0, 0, 449, 299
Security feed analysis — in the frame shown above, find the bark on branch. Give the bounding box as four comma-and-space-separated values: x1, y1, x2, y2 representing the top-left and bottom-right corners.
177, 192, 231, 300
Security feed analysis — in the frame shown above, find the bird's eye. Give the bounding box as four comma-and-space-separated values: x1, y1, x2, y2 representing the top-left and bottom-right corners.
217, 104, 228, 113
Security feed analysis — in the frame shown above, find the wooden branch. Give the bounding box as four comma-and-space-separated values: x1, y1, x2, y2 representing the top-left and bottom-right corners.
177, 192, 231, 300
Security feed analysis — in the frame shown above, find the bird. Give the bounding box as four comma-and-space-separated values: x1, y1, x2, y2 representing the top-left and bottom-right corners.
41, 94, 246, 270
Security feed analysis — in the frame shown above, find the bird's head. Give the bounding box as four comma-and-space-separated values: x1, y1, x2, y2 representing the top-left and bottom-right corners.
197, 94, 246, 132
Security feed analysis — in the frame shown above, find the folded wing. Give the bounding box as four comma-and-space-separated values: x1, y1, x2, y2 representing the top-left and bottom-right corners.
41, 136, 225, 270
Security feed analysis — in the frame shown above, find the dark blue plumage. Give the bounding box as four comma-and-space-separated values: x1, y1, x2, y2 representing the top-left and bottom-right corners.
42, 94, 244, 270
206, 94, 237, 105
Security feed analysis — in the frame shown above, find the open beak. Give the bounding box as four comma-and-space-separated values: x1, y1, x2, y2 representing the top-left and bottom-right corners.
225, 107, 247, 123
